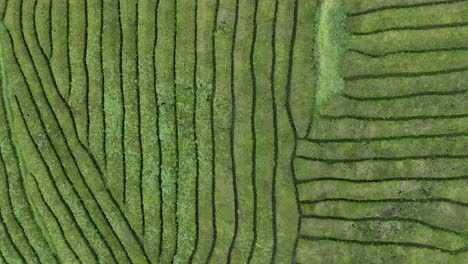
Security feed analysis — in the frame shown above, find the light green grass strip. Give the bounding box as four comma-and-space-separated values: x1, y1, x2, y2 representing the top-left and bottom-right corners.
314, 0, 349, 107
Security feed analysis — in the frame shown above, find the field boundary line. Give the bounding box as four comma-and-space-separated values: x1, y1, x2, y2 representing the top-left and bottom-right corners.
226, 0, 241, 262
321, 113, 468, 121
84, 0, 90, 146
117, 0, 126, 206
152, 0, 163, 260
342, 88, 468, 101
344, 66, 468, 81
247, 0, 260, 262
135, 0, 144, 239
189, 0, 201, 261
300, 197, 468, 207
346, 0, 468, 17
351, 21, 468, 36
303, 132, 468, 143
296, 154, 468, 163
286, 0, 301, 262
100, 0, 106, 173
270, 0, 279, 261
171, 0, 181, 262
65, 0, 71, 100
348, 47, 468, 58
206, 0, 221, 261
48, 0, 52, 59
296, 174, 468, 184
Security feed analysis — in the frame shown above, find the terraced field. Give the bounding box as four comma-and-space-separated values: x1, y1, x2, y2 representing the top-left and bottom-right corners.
0, 0, 466, 263
296, 0, 468, 262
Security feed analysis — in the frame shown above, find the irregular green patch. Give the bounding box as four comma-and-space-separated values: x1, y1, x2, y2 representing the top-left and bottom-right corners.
313, 0, 349, 108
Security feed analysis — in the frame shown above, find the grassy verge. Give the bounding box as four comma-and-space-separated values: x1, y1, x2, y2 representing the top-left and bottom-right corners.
313, 0, 348, 108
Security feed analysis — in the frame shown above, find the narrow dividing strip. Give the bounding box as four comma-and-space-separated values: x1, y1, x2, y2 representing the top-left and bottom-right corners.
270, 0, 280, 261
206, 0, 221, 261
300, 197, 468, 207
346, 0, 468, 17
100, 0, 106, 171
153, 0, 163, 261
296, 174, 468, 184
48, 0, 52, 59
65, 0, 71, 99
226, 0, 241, 262
0, 248, 5, 263
344, 66, 468, 81
32, 0, 48, 62
117, 0, 126, 206
83, 0, 90, 145
296, 154, 468, 163
303, 132, 468, 143
342, 88, 468, 101
286, 0, 301, 262
247, 0, 259, 262
299, 235, 468, 255
351, 22, 468, 36
348, 47, 468, 58
188, 0, 200, 262
135, 0, 144, 238
300, 215, 464, 236
172, 0, 181, 262
0, 0, 8, 20
321, 113, 468, 121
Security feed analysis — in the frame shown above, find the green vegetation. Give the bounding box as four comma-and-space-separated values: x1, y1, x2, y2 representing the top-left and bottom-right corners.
0, 0, 466, 263
297, 0, 468, 262
313, 0, 349, 107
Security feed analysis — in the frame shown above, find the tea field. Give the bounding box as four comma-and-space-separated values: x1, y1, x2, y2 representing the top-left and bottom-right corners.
0, 0, 466, 263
